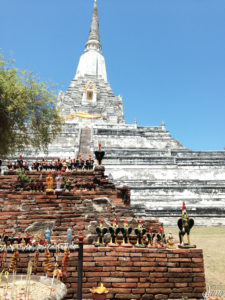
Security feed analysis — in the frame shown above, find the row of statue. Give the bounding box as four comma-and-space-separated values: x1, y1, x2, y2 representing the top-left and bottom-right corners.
0, 227, 73, 251
7, 155, 94, 172
95, 203, 195, 248
6, 144, 105, 173
95, 219, 172, 248
45, 171, 97, 194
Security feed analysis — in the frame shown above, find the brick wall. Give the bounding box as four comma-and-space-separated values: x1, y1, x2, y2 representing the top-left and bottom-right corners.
0, 171, 162, 242
3, 246, 206, 300
0, 170, 206, 299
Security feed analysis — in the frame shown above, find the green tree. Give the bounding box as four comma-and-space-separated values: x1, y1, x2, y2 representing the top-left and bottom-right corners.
0, 55, 62, 158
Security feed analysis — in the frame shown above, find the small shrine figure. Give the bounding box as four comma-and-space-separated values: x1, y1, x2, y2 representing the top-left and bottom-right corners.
121, 218, 132, 247
78, 155, 84, 170
15, 232, 22, 245
108, 218, 120, 247
8, 161, 13, 170
18, 154, 23, 169
0, 228, 8, 245
56, 158, 62, 171
51, 158, 56, 171
40, 158, 45, 171
73, 158, 77, 170
64, 178, 72, 192
33, 158, 39, 171
55, 171, 63, 193
43, 159, 48, 171
177, 202, 195, 248
135, 220, 146, 248
62, 159, 67, 172
95, 142, 105, 166
24, 161, 29, 171
156, 227, 166, 248
167, 232, 176, 249
46, 171, 54, 194
95, 219, 107, 247
68, 157, 73, 171
85, 155, 94, 170
24, 232, 31, 246
147, 227, 155, 248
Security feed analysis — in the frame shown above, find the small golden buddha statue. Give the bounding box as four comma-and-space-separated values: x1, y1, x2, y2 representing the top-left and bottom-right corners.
46, 171, 54, 194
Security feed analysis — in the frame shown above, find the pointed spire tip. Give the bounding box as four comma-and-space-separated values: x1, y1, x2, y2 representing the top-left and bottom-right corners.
85, 0, 101, 52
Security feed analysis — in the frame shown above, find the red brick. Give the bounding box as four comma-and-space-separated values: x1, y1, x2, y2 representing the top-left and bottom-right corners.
168, 268, 192, 273
112, 283, 137, 288
111, 288, 131, 293
150, 283, 174, 288
106, 251, 125, 256
189, 282, 206, 287
103, 267, 116, 272
149, 278, 168, 283
101, 277, 126, 283
115, 294, 140, 299
96, 261, 120, 266
141, 267, 154, 272
151, 272, 165, 278
192, 268, 204, 272
192, 258, 203, 263
193, 276, 205, 282
155, 258, 168, 262
175, 283, 188, 287
132, 288, 145, 294
92, 252, 106, 257
146, 288, 172, 294
115, 247, 135, 253
126, 278, 139, 283
130, 252, 142, 257
133, 262, 155, 267
86, 277, 101, 282
83, 267, 102, 272
137, 283, 150, 288
146, 253, 166, 258
173, 288, 193, 293
168, 258, 191, 262
83, 262, 96, 267
111, 271, 124, 277
155, 267, 167, 272
124, 272, 149, 277
116, 267, 140, 272
95, 256, 117, 261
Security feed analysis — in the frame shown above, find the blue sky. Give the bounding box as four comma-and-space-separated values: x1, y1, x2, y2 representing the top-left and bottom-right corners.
1, 0, 225, 150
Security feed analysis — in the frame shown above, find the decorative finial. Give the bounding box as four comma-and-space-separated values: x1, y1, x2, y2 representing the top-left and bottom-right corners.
85, 0, 102, 53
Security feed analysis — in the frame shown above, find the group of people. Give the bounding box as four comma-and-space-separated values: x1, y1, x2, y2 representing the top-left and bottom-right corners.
7, 155, 95, 172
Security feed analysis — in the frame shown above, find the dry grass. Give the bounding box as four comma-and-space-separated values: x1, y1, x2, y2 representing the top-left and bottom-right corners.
164, 226, 225, 292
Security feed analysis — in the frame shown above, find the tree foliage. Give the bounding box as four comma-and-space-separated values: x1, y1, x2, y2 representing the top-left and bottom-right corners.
0, 55, 62, 158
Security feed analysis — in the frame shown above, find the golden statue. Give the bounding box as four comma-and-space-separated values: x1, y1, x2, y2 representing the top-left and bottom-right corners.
46, 171, 54, 194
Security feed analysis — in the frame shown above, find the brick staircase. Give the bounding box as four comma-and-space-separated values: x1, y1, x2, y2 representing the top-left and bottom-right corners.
0, 169, 162, 242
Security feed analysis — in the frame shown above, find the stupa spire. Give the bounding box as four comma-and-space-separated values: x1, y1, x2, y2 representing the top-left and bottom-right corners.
85, 0, 102, 53
75, 0, 107, 81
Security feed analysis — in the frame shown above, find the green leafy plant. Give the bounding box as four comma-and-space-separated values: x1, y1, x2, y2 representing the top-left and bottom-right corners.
17, 169, 32, 182
0, 54, 62, 158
